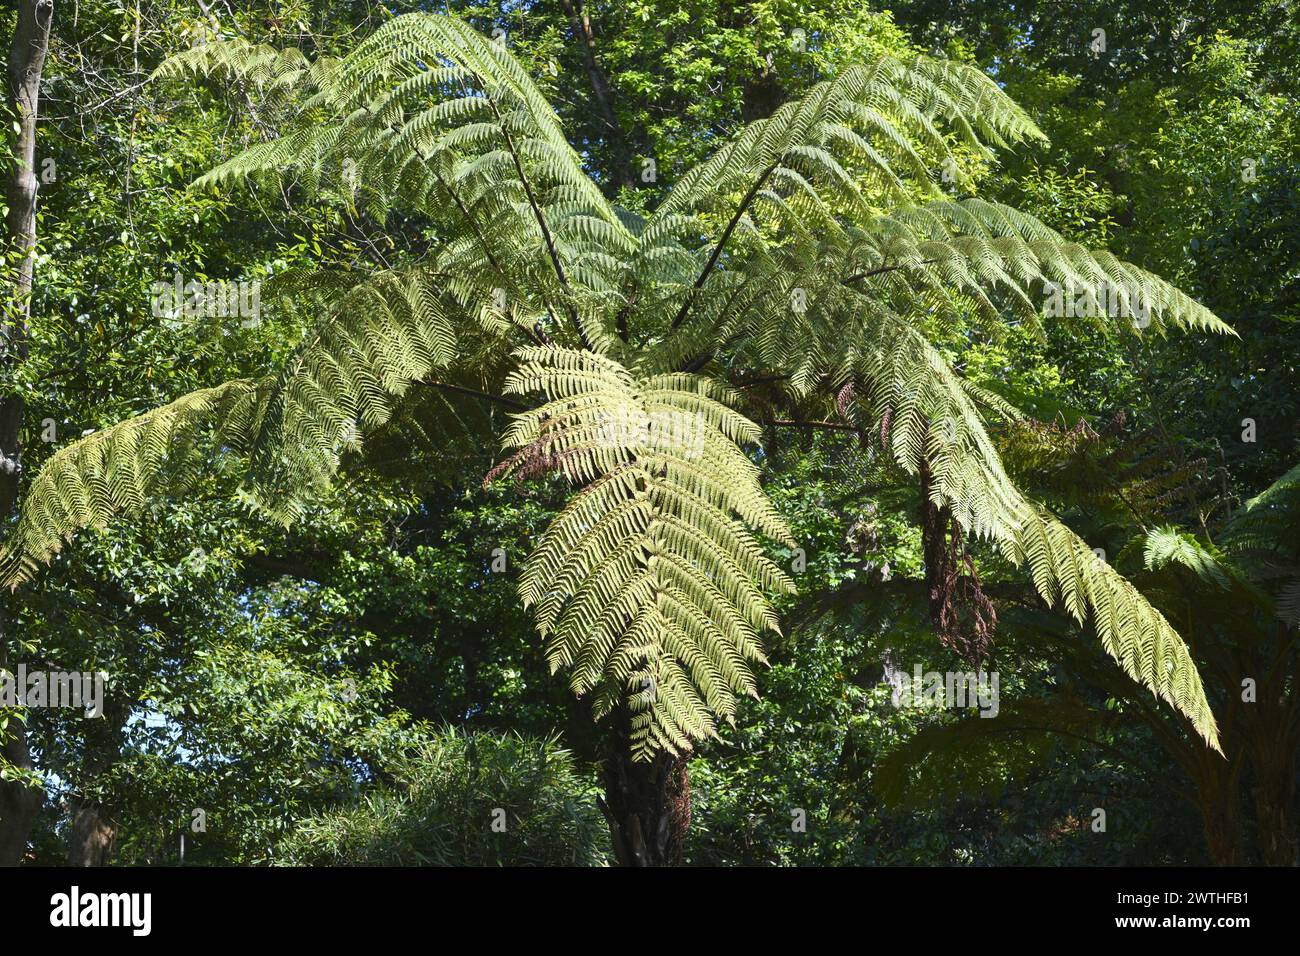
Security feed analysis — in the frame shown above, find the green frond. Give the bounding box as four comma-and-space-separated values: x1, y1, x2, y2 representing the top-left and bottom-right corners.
0, 380, 264, 589
1141, 526, 1234, 589
2, 264, 471, 581
151, 36, 315, 108
1006, 504, 1220, 750
1222, 459, 1300, 557
1219, 460, 1300, 626
246, 266, 461, 522
848, 199, 1235, 336
170, 13, 633, 338
490, 348, 794, 759
874, 695, 1106, 810
813, 306, 1222, 749
625, 54, 1045, 346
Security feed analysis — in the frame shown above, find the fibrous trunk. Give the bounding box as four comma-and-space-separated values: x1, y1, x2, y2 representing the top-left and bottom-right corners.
598, 709, 691, 866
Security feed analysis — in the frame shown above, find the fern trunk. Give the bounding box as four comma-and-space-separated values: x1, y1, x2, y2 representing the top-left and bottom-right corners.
1197, 776, 1242, 866
1253, 792, 1297, 866
1250, 697, 1298, 865
598, 710, 691, 866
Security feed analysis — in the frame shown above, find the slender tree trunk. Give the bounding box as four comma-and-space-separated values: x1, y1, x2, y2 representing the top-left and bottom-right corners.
597, 708, 691, 866
65, 698, 127, 867
0, 0, 54, 867
0, 647, 41, 865
557, 0, 636, 190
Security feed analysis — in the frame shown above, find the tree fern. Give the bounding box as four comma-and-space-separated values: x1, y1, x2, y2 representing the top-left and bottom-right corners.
2, 11, 1234, 757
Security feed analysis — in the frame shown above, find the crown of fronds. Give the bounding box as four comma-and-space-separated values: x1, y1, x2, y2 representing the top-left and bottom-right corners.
2, 11, 1234, 756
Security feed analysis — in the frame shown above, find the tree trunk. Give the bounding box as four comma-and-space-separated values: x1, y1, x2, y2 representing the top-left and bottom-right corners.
1197, 773, 1242, 866
0, 0, 55, 866
598, 710, 692, 866
557, 0, 636, 190
0, 650, 41, 865
1248, 679, 1298, 865
1252, 789, 1297, 866
66, 802, 117, 867
64, 693, 127, 866
2, 0, 51, 360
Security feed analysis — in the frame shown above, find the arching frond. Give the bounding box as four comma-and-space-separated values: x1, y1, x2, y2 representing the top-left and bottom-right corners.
151, 36, 315, 112
790, 303, 1224, 749
840, 199, 1234, 336
1222, 460, 1300, 557
168, 13, 634, 332
624, 55, 1045, 345
0, 380, 264, 588
1, 264, 471, 581
247, 266, 461, 521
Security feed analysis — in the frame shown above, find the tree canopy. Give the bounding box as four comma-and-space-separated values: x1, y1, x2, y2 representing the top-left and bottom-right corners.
0, 0, 1295, 870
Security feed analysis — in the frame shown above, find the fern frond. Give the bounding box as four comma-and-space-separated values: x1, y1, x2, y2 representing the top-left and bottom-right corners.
0, 380, 264, 588
151, 37, 315, 112
1, 264, 473, 579
171, 13, 633, 336
489, 348, 795, 759
817, 309, 1223, 748
845, 199, 1235, 336
1222, 460, 1300, 557
246, 266, 460, 522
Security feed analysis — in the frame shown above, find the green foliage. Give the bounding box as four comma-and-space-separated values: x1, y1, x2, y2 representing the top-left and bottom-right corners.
872, 695, 1102, 810
1, 9, 1230, 760
1, 0, 1294, 869
492, 347, 795, 757
277, 728, 607, 866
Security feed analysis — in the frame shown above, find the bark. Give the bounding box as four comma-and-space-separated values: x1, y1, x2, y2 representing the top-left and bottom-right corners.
597, 708, 691, 866
0, 0, 54, 867
1194, 755, 1244, 866
1247, 665, 1299, 866
66, 803, 117, 867
65, 697, 127, 867
0, 649, 41, 865
557, 0, 636, 190
1252, 787, 1297, 866
2, 0, 51, 372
